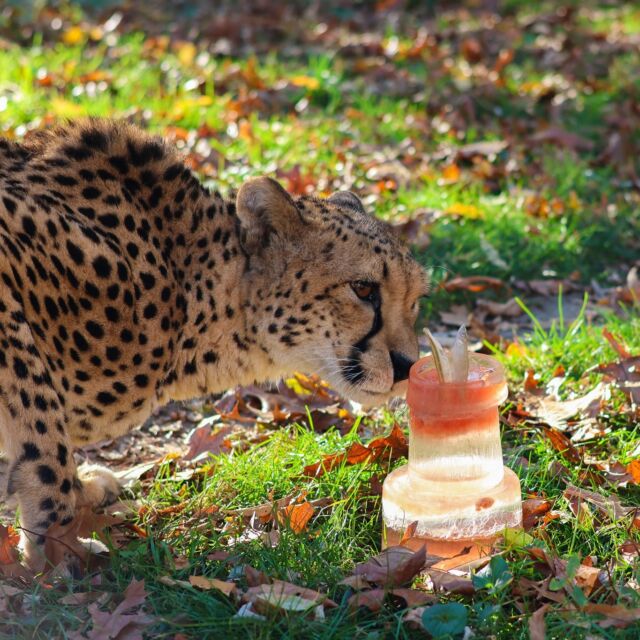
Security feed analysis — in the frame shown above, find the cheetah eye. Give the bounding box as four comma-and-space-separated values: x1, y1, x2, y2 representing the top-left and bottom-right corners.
351, 281, 377, 302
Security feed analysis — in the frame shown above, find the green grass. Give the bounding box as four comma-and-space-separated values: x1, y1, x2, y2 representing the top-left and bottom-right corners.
1, 1, 640, 638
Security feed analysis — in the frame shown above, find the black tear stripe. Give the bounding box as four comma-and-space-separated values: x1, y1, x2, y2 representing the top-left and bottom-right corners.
342, 304, 384, 384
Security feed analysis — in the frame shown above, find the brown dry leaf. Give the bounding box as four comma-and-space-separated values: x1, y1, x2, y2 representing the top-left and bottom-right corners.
81, 578, 153, 640
277, 501, 314, 534
391, 588, 437, 607
528, 604, 548, 640
543, 428, 581, 464
597, 355, 640, 407
563, 485, 638, 523
442, 275, 505, 294
583, 603, 640, 629
184, 424, 233, 461
529, 127, 594, 151
347, 588, 386, 612
353, 546, 429, 588
348, 586, 436, 611
525, 383, 604, 431
574, 564, 602, 596
522, 498, 553, 531
428, 570, 475, 595
303, 424, 407, 477
243, 580, 337, 610
245, 565, 270, 587
59, 591, 102, 606
44, 506, 125, 571
476, 297, 522, 317
456, 140, 508, 160
391, 208, 441, 250
188, 576, 237, 596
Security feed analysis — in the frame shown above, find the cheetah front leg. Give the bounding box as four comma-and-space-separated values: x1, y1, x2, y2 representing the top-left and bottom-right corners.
5, 416, 78, 572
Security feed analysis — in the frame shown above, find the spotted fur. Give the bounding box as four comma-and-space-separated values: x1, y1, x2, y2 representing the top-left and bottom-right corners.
0, 119, 427, 568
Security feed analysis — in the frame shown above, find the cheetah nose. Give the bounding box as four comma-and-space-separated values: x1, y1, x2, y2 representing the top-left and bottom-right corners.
390, 351, 414, 384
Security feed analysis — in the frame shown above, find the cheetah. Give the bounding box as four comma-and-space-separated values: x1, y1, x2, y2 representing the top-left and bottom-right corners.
0, 119, 428, 569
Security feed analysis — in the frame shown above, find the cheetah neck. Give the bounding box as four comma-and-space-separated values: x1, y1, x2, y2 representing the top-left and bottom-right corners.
156, 190, 278, 402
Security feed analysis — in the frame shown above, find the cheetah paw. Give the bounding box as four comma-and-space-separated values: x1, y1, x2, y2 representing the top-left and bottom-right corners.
76, 464, 122, 508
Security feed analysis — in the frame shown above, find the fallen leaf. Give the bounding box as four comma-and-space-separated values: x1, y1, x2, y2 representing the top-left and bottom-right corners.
522, 498, 553, 530
574, 563, 602, 596
563, 485, 638, 523
627, 460, 640, 484
543, 428, 581, 464
81, 578, 153, 640
476, 298, 522, 317
188, 576, 237, 596
525, 383, 605, 431
243, 580, 337, 610
184, 425, 233, 461
597, 355, 640, 407
445, 203, 483, 219
353, 546, 429, 588
602, 328, 632, 359
347, 589, 386, 611
303, 424, 407, 477
456, 140, 508, 160
43, 507, 125, 571
583, 603, 640, 629
428, 570, 475, 595
0, 525, 20, 565
528, 604, 548, 640
441, 276, 505, 294
529, 127, 594, 151
277, 501, 314, 534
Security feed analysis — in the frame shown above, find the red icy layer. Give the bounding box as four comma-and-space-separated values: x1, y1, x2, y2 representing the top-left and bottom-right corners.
411, 408, 495, 438
407, 354, 508, 420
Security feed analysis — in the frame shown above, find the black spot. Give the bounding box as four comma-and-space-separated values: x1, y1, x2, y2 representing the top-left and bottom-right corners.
143, 303, 157, 319
92, 256, 111, 278
40, 498, 54, 511
22, 442, 41, 460
134, 374, 148, 388
108, 155, 129, 174
203, 351, 218, 364
106, 346, 121, 362
98, 214, 120, 228
13, 357, 27, 379
97, 391, 117, 405
60, 478, 71, 494
81, 128, 108, 151
21, 216, 36, 237
82, 187, 101, 199
67, 240, 84, 265
57, 444, 68, 466
140, 273, 155, 290
37, 465, 57, 485
72, 330, 90, 351
85, 320, 104, 338
35, 420, 47, 434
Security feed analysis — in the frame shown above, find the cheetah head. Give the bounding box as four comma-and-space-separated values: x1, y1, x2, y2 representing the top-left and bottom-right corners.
237, 177, 428, 407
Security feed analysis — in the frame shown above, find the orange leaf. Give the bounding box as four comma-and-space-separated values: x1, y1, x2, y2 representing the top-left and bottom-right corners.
0, 525, 20, 565
602, 328, 632, 359
627, 460, 640, 484
543, 428, 581, 464
278, 501, 314, 534
441, 164, 461, 183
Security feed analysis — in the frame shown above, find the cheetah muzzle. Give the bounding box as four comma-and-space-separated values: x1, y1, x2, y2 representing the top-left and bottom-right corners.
0, 119, 428, 570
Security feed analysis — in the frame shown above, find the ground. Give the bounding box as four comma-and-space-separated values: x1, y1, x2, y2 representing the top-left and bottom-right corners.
0, 1, 639, 638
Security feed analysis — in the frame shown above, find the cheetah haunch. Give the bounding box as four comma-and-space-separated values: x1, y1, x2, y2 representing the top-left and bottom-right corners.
0, 119, 427, 569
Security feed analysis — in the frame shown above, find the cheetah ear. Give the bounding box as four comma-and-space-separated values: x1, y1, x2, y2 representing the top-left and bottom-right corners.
327, 191, 366, 214
236, 177, 305, 253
